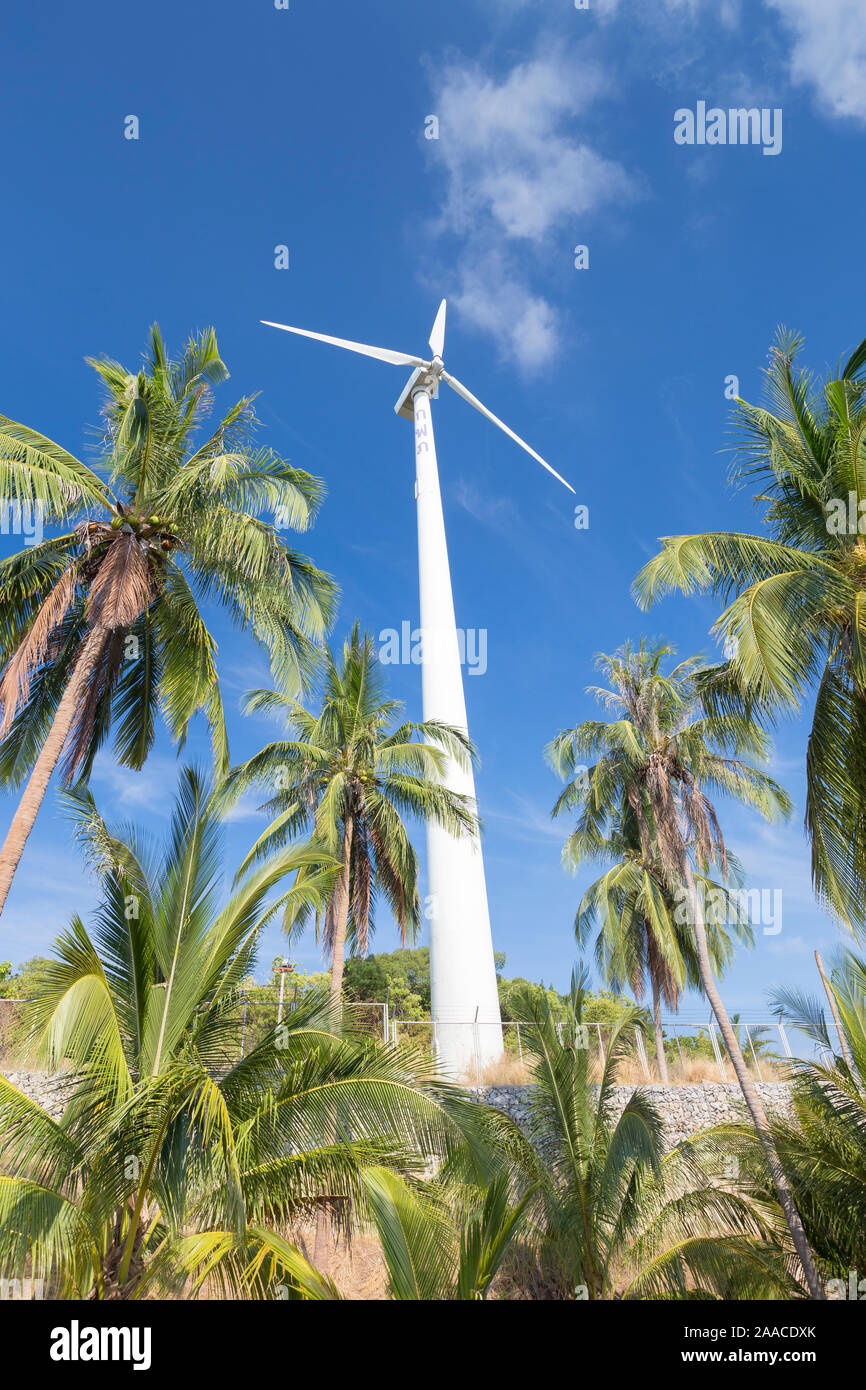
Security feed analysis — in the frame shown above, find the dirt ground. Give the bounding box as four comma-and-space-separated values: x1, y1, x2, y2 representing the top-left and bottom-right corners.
293, 1223, 389, 1300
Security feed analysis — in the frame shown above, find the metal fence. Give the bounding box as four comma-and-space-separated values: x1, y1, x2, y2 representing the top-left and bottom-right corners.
0, 996, 828, 1087
219, 1000, 823, 1085
363, 1014, 813, 1086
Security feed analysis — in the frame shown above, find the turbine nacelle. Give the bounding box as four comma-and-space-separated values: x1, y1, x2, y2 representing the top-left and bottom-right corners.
261, 299, 574, 492
395, 365, 440, 421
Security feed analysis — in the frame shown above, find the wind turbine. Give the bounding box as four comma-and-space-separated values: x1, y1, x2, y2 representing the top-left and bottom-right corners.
262, 302, 573, 1076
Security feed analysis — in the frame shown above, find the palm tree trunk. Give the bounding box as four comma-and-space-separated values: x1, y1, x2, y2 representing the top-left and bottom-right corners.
316, 814, 354, 1275
328, 814, 354, 1016
651, 976, 669, 1084
681, 858, 825, 1300
0, 624, 108, 921
815, 950, 853, 1071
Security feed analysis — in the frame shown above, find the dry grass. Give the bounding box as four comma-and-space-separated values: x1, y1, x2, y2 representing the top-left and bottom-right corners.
462, 1051, 785, 1087
474, 1054, 536, 1086
613, 1054, 785, 1085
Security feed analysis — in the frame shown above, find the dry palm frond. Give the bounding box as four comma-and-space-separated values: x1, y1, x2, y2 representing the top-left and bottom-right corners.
61, 629, 125, 782
0, 566, 78, 737
87, 532, 152, 630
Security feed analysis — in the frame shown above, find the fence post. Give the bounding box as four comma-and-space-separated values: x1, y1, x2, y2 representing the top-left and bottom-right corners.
635, 1027, 651, 1082
473, 1007, 482, 1085
515, 1021, 523, 1065
383, 998, 389, 1043
672, 1023, 688, 1082
777, 1019, 793, 1059
744, 1024, 763, 1082
708, 1016, 727, 1081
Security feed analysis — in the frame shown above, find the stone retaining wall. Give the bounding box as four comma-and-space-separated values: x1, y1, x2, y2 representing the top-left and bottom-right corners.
1, 1071, 74, 1121
469, 1082, 796, 1150
3, 1072, 797, 1152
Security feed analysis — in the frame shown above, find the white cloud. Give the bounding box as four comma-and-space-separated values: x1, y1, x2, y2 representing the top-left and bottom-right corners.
425, 53, 637, 371
432, 55, 630, 244
766, 0, 866, 121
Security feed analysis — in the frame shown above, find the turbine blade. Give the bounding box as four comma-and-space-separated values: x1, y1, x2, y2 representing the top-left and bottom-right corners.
443, 372, 575, 493
261, 321, 427, 369
429, 299, 447, 358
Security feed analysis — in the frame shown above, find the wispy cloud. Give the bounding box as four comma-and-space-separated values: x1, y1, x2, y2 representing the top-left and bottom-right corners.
1, 846, 96, 960
486, 790, 564, 845
766, 934, 816, 958
594, 0, 741, 25
727, 822, 821, 917
222, 790, 268, 825
451, 250, 561, 376
219, 658, 272, 697
89, 754, 183, 815
452, 479, 522, 538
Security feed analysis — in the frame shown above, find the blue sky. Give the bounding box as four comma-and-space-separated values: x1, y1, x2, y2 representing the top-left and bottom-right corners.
1, 0, 865, 1033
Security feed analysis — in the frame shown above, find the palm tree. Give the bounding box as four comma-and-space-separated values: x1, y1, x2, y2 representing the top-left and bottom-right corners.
0, 325, 336, 919
482, 976, 797, 1299
546, 639, 825, 1298
0, 769, 488, 1300
634, 329, 866, 932
568, 805, 754, 1082
217, 624, 478, 1009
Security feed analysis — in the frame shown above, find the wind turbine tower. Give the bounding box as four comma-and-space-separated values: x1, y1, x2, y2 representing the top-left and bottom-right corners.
262, 301, 573, 1074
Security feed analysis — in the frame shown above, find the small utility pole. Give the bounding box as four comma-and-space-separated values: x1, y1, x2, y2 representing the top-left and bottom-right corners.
275, 959, 295, 1026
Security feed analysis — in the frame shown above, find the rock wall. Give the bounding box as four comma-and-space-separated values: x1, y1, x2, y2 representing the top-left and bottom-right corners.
1, 1071, 74, 1121
469, 1082, 796, 1150
3, 1071, 797, 1152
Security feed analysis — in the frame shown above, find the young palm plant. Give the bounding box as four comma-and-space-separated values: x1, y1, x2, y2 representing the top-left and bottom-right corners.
571, 803, 754, 1082
634, 329, 866, 931
361, 1168, 533, 1301
487, 975, 797, 1299
0, 769, 484, 1300
546, 639, 824, 1298
217, 624, 478, 1008
751, 950, 866, 1283
0, 325, 336, 920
